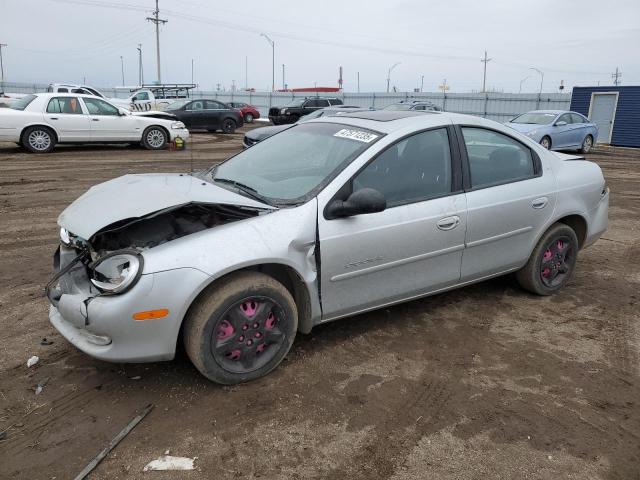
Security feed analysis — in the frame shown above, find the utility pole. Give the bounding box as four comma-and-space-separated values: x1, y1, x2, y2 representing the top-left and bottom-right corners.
481, 50, 491, 93
386, 62, 400, 93
146, 0, 167, 84
120, 56, 125, 86
137, 44, 144, 86
612, 67, 622, 86
357, 71, 360, 93
191, 59, 194, 85
0, 43, 7, 91
420, 75, 424, 93
260, 33, 275, 92
245, 56, 248, 90
282, 64, 285, 91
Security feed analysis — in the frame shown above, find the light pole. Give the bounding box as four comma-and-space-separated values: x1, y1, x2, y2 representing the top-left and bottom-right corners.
137, 44, 144, 85
386, 62, 400, 93
530, 67, 544, 94
0, 43, 7, 92
191, 58, 194, 85
260, 33, 275, 92
518, 75, 531, 94
282, 63, 285, 91
420, 75, 424, 93
120, 56, 124, 86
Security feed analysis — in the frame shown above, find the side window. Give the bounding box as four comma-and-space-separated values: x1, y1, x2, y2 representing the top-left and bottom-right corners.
133, 92, 149, 101
328, 98, 343, 106
188, 101, 204, 111
461, 127, 535, 189
570, 113, 584, 124
353, 128, 452, 207
303, 100, 316, 108
83, 97, 119, 116
47, 97, 83, 114
205, 100, 225, 109
57, 88, 68, 93
317, 99, 330, 107
557, 113, 572, 124
413, 105, 425, 110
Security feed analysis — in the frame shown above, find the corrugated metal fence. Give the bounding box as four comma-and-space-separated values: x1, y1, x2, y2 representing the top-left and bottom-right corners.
2, 82, 571, 123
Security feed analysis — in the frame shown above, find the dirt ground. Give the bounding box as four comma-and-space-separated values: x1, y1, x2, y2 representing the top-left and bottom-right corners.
0, 127, 638, 480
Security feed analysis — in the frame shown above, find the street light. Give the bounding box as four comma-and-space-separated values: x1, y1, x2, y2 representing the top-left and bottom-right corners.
260, 33, 275, 92
120, 56, 124, 86
530, 67, 544, 94
518, 75, 531, 94
386, 62, 400, 93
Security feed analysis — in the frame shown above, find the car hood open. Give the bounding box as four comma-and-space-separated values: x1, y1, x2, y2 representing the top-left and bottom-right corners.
58, 173, 275, 239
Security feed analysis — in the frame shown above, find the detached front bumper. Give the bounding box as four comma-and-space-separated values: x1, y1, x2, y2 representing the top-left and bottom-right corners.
48, 246, 209, 363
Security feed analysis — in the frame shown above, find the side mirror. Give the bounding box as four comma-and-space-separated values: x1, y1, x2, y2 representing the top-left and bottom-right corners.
555, 120, 567, 127
326, 188, 386, 219
118, 107, 130, 116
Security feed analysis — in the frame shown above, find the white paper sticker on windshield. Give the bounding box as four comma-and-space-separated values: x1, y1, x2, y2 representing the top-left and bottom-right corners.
334, 129, 378, 143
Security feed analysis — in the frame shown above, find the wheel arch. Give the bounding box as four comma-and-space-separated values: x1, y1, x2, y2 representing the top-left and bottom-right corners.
144, 124, 170, 140
20, 124, 59, 143
556, 214, 588, 248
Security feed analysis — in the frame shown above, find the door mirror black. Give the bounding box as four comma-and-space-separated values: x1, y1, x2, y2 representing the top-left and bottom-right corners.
555, 120, 567, 127
326, 188, 386, 219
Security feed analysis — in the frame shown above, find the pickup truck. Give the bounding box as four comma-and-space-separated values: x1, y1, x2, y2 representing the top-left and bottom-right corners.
268, 97, 343, 125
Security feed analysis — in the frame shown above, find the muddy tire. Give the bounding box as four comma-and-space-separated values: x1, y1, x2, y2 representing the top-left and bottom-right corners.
141, 126, 168, 150
540, 136, 552, 150
183, 271, 297, 384
22, 126, 56, 153
580, 134, 593, 154
516, 223, 579, 295
221, 118, 236, 134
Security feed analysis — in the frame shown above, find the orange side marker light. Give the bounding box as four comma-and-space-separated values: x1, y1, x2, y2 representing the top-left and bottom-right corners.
133, 309, 169, 321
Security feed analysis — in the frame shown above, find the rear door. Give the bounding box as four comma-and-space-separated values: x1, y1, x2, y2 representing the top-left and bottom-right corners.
44, 96, 91, 141
204, 100, 229, 130
459, 126, 556, 280
318, 126, 467, 320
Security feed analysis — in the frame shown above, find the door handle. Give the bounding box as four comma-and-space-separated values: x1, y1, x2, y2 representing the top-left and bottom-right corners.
49, 117, 58, 120
532, 197, 548, 209
92, 118, 100, 122
437, 216, 460, 231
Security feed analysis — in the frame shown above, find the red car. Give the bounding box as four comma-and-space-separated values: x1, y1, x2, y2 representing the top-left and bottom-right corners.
228, 102, 260, 123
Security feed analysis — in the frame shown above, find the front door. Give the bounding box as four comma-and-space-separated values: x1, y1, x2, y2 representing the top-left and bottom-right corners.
82, 97, 137, 141
44, 96, 91, 141
318, 127, 467, 320
589, 92, 618, 144
552, 113, 582, 149
459, 126, 556, 280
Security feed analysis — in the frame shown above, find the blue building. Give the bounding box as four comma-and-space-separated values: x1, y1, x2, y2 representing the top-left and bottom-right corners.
570, 86, 640, 148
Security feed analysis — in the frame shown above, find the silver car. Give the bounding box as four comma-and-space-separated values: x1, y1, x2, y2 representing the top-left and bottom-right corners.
505, 110, 598, 153
48, 110, 609, 384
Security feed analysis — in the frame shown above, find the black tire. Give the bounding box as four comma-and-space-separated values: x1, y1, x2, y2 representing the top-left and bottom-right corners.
141, 126, 168, 150
22, 126, 56, 154
244, 113, 254, 123
183, 271, 298, 384
580, 134, 593, 154
516, 223, 579, 295
540, 136, 552, 150
221, 118, 236, 134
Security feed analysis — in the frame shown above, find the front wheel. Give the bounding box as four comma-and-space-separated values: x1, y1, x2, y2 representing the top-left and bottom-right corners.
540, 136, 552, 150
221, 118, 236, 134
142, 126, 168, 150
515, 223, 579, 295
183, 271, 298, 384
244, 113, 254, 123
580, 135, 593, 154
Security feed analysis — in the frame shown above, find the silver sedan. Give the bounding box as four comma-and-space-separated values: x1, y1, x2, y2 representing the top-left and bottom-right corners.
48, 110, 609, 384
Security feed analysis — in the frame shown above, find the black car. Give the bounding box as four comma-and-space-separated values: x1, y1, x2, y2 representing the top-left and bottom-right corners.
383, 100, 442, 112
245, 106, 370, 148
268, 97, 343, 125
165, 99, 244, 134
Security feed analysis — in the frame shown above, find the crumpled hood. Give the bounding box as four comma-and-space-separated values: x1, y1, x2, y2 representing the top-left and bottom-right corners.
58, 173, 275, 239
504, 122, 543, 134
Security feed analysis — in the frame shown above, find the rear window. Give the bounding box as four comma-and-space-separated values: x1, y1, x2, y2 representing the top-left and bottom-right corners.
10, 95, 37, 111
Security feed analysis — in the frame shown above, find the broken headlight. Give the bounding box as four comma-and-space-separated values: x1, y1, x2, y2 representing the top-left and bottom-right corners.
60, 227, 72, 245
90, 250, 143, 294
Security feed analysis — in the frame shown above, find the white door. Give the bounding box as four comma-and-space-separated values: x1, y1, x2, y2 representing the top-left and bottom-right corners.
44, 96, 91, 141
318, 128, 467, 320
82, 97, 139, 141
589, 92, 618, 144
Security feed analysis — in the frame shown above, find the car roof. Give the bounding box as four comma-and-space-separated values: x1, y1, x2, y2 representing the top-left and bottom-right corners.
526, 110, 565, 114
33, 92, 105, 99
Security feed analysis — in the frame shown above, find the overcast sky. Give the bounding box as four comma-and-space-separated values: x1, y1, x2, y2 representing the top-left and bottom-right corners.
2, 0, 638, 93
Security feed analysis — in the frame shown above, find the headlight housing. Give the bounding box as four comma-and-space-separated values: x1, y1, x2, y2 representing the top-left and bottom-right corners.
280, 108, 287, 115
90, 250, 143, 294
171, 121, 186, 129
60, 227, 71, 245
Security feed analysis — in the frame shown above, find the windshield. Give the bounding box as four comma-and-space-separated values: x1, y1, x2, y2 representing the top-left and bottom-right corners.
511, 112, 557, 124
208, 123, 382, 204
298, 109, 326, 122
383, 103, 412, 111
285, 99, 305, 107
166, 100, 190, 110
10, 95, 37, 111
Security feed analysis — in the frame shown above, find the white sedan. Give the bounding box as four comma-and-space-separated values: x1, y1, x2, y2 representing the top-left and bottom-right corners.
0, 93, 189, 153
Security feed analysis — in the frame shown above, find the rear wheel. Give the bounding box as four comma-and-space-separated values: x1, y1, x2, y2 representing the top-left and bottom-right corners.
516, 223, 579, 295
580, 135, 593, 154
540, 136, 552, 150
184, 271, 297, 384
22, 126, 56, 153
221, 118, 236, 134
141, 126, 168, 150
244, 113, 254, 123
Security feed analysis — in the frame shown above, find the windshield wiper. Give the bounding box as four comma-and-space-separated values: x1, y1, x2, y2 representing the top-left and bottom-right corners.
213, 178, 273, 206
